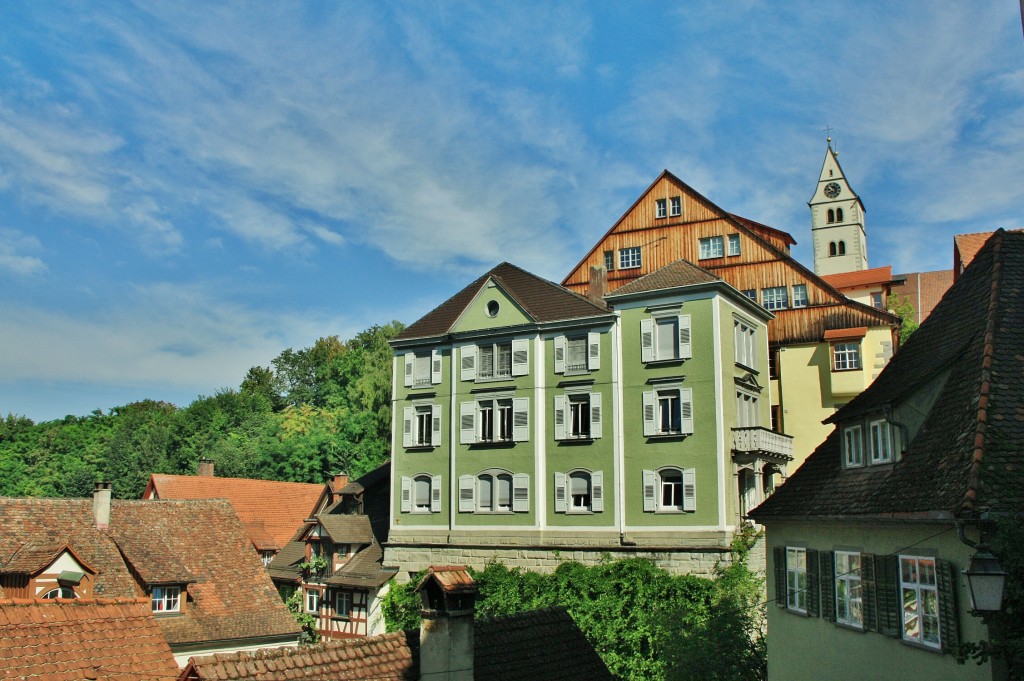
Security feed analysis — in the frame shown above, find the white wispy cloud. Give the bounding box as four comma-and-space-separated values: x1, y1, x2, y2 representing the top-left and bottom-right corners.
0, 228, 46, 276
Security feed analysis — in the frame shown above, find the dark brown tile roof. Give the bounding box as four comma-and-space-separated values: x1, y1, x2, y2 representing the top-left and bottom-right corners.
107, 500, 300, 646
751, 230, 1024, 520
145, 474, 326, 551
180, 606, 610, 680
605, 258, 722, 297
395, 262, 611, 342
318, 514, 373, 544
265, 540, 306, 583
325, 543, 395, 589
0, 597, 180, 681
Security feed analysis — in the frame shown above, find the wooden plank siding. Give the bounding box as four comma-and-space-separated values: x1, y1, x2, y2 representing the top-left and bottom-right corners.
562, 170, 899, 346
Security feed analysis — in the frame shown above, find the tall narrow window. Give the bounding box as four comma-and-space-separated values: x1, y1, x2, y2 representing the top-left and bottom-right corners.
835, 552, 863, 627
900, 556, 941, 649
603, 250, 615, 271
569, 471, 592, 509
656, 199, 667, 218
669, 196, 681, 216
843, 425, 864, 467
829, 242, 837, 257
869, 419, 894, 464
727, 233, 741, 256
792, 284, 808, 308
836, 208, 844, 222
838, 241, 846, 255
786, 547, 807, 613
827, 209, 835, 223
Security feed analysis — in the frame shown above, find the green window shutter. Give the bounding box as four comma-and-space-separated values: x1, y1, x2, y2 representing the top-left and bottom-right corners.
678, 314, 692, 359
400, 477, 411, 513
820, 551, 836, 622
430, 475, 442, 513
773, 546, 787, 607
554, 335, 566, 374
590, 392, 602, 439
431, 349, 442, 384
554, 472, 566, 513
937, 559, 961, 654
861, 553, 877, 631
511, 339, 530, 376
553, 395, 567, 441
874, 554, 901, 638
587, 332, 600, 370
402, 407, 414, 448
642, 470, 656, 512
640, 318, 654, 362
591, 470, 604, 512
807, 549, 820, 617
404, 353, 414, 387
431, 404, 442, 447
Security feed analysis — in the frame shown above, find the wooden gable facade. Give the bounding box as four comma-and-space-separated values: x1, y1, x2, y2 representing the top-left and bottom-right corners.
562, 170, 898, 346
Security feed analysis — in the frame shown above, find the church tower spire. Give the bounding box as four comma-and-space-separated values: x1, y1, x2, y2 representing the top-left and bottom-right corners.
809, 135, 867, 276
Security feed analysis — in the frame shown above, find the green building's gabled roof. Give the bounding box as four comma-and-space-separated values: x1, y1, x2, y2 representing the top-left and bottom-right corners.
751, 230, 1024, 521
394, 262, 611, 343
606, 258, 722, 297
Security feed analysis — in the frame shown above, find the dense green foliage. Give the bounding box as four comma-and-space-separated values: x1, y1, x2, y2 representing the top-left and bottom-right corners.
888, 292, 919, 345
381, 536, 767, 681
0, 322, 403, 499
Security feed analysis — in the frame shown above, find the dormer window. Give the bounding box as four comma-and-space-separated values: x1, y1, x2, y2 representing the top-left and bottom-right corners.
869, 419, 896, 464
152, 586, 182, 613
843, 425, 864, 467
41, 587, 77, 599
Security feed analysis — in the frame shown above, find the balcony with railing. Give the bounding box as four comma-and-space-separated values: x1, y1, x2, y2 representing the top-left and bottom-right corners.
731, 427, 793, 461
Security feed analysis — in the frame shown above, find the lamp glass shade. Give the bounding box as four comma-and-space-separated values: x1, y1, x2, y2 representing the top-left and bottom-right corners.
964, 549, 1006, 613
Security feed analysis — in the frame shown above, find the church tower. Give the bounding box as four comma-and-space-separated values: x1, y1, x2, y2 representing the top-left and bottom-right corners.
809, 138, 867, 276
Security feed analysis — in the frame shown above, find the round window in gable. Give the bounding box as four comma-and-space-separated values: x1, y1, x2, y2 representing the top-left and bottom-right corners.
486, 300, 500, 318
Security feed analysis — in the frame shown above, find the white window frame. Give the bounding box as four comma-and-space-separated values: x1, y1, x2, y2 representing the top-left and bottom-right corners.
461, 339, 528, 382
735, 389, 759, 428
656, 198, 667, 218
642, 387, 694, 436
792, 284, 808, 308
619, 247, 642, 269
843, 425, 864, 467
669, 196, 682, 217
900, 555, 941, 649
404, 350, 442, 388
334, 590, 353, 619
603, 250, 615, 271
403, 403, 442, 449
460, 397, 529, 444
400, 474, 442, 513
835, 551, 863, 628
786, 547, 807, 613
733, 317, 757, 369
554, 333, 599, 374
640, 314, 691, 362
642, 468, 696, 512
727, 233, 741, 256
699, 236, 724, 259
458, 471, 529, 513
553, 392, 602, 440
152, 586, 181, 613
42, 586, 77, 599
871, 291, 884, 310
832, 342, 861, 371
305, 589, 320, 614
761, 286, 788, 311
869, 419, 895, 464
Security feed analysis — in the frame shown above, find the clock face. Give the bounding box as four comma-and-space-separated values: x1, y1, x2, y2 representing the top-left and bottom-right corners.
824, 182, 841, 199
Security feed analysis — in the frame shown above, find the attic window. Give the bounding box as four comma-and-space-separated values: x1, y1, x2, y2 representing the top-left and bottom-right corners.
152, 586, 182, 613
485, 300, 500, 318
41, 587, 77, 599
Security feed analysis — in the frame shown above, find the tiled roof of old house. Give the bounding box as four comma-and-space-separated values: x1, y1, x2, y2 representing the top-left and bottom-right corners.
395, 262, 612, 342
0, 597, 180, 681
145, 474, 327, 551
180, 607, 611, 680
751, 230, 1024, 520
606, 258, 723, 297
820, 265, 894, 291
324, 543, 392, 589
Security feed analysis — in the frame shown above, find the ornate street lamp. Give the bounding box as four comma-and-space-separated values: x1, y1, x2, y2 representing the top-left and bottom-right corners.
963, 544, 1007, 614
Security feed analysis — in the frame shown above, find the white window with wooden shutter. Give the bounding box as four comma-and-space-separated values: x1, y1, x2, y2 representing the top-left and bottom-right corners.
405, 404, 441, 448
459, 402, 476, 444
588, 332, 601, 370
431, 404, 442, 446
642, 470, 657, 512
431, 349, 442, 384
400, 476, 412, 513
682, 469, 696, 511
591, 471, 604, 512
641, 315, 691, 362
512, 397, 529, 442
404, 353, 415, 388
554, 472, 567, 513
402, 407, 414, 448
460, 345, 477, 381
458, 475, 475, 512
512, 473, 530, 512
430, 474, 442, 513
554, 336, 566, 374
642, 468, 696, 513
511, 338, 529, 376
554, 392, 601, 441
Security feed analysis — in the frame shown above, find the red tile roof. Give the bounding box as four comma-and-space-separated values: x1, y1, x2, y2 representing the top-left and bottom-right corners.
0, 597, 180, 681
605, 258, 723, 297
890, 270, 953, 324
145, 474, 327, 551
820, 265, 893, 291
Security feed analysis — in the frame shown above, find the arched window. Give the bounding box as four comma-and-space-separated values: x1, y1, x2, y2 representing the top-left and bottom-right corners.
413, 475, 433, 513
838, 241, 847, 255
41, 587, 76, 599
477, 471, 513, 512
659, 469, 684, 510
827, 209, 835, 223
829, 242, 837, 257
836, 207, 844, 222
569, 471, 592, 510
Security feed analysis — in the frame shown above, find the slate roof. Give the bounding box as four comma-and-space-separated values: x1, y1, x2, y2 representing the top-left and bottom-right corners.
145, 474, 327, 552
179, 607, 610, 680
0, 597, 180, 681
605, 258, 723, 297
751, 230, 1024, 520
395, 262, 612, 342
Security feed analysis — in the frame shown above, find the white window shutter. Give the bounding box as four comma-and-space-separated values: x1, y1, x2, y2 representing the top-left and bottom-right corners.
512, 338, 530, 376
400, 477, 411, 513
678, 315, 692, 360
588, 332, 601, 370
554, 472, 566, 513
461, 346, 477, 381
512, 473, 529, 512
640, 318, 654, 362
458, 475, 475, 512
402, 407, 414, 448
680, 388, 694, 435
460, 401, 476, 444
431, 404, 442, 446
642, 390, 656, 436
590, 392, 602, 439
512, 397, 529, 442
431, 474, 442, 513
404, 353, 414, 387
683, 469, 696, 512
554, 335, 566, 374
592, 470, 604, 512
431, 349, 442, 384
642, 470, 656, 512
553, 395, 567, 440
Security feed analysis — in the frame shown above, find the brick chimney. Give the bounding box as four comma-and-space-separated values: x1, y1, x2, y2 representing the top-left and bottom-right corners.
197, 458, 215, 477
331, 472, 349, 492
416, 566, 477, 681
92, 481, 112, 531
587, 265, 607, 305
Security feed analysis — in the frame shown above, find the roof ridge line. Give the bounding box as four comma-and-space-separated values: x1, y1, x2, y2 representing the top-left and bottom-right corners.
962, 230, 1004, 515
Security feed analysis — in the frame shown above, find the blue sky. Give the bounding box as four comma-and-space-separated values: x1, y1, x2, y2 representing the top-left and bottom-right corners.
1, 1, 1022, 422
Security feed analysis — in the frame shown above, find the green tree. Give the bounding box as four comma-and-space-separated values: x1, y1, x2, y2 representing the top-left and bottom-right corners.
888, 292, 920, 345
103, 400, 178, 498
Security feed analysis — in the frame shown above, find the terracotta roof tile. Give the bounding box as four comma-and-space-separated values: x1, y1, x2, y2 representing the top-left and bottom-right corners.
317, 514, 373, 544
820, 266, 893, 290
890, 270, 953, 324
605, 258, 722, 297
0, 597, 180, 681
146, 475, 326, 551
